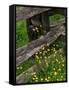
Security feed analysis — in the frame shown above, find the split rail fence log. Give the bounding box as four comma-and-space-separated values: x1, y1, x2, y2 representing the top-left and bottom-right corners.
16, 25, 65, 66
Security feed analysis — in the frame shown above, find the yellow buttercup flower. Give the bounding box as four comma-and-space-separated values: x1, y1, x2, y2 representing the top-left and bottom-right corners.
55, 51, 57, 54
48, 77, 50, 79
32, 77, 35, 80
35, 77, 38, 80
58, 68, 61, 71
35, 27, 38, 30
35, 52, 38, 55
38, 60, 41, 64
39, 51, 42, 54
32, 72, 36, 75
46, 62, 48, 67
47, 49, 50, 51
40, 25, 42, 27
35, 55, 39, 59
56, 59, 58, 62
34, 74, 37, 77
45, 78, 47, 81
62, 64, 64, 67
17, 67, 19, 70
20, 66, 23, 69
42, 47, 45, 50
37, 30, 39, 32
45, 56, 47, 59
40, 56, 42, 59
59, 62, 61, 64
54, 72, 57, 75
35, 79, 38, 82
53, 68, 56, 71
61, 76, 63, 78
32, 28, 35, 31
41, 78, 43, 81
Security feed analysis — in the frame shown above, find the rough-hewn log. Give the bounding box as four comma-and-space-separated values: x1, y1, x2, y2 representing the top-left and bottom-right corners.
16, 65, 38, 84
41, 12, 49, 33
16, 7, 51, 20
16, 25, 65, 66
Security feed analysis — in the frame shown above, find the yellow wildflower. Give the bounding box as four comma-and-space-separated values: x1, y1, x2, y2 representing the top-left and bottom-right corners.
32, 72, 36, 75
32, 28, 35, 31
39, 51, 42, 54
35, 27, 38, 30
40, 56, 42, 59
35, 77, 38, 80
41, 78, 43, 81
62, 64, 64, 67
35, 52, 38, 55
37, 30, 39, 32
17, 67, 19, 70
44, 56, 47, 59
20, 66, 23, 69
48, 77, 50, 79
45, 78, 47, 81
53, 68, 56, 71
47, 49, 50, 51
34, 74, 37, 78
40, 25, 42, 27
61, 76, 63, 78
35, 80, 38, 82
35, 55, 39, 59
56, 59, 58, 62
38, 60, 41, 64
42, 47, 45, 50
32, 77, 35, 80
58, 68, 61, 71
54, 72, 57, 75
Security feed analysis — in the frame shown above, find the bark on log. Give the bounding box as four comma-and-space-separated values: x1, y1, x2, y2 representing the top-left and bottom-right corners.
16, 25, 65, 66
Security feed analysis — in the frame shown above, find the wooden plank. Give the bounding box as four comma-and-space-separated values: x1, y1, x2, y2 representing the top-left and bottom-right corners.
16, 7, 51, 20
16, 25, 65, 66
41, 12, 49, 33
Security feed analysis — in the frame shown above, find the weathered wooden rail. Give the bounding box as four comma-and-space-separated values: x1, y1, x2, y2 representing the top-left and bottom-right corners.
16, 6, 67, 84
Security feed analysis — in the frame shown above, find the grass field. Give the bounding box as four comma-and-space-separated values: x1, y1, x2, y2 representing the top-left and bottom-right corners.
16, 14, 66, 83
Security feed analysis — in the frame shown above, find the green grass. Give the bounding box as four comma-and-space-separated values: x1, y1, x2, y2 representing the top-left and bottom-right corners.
16, 20, 29, 48
49, 14, 64, 21
16, 57, 36, 76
